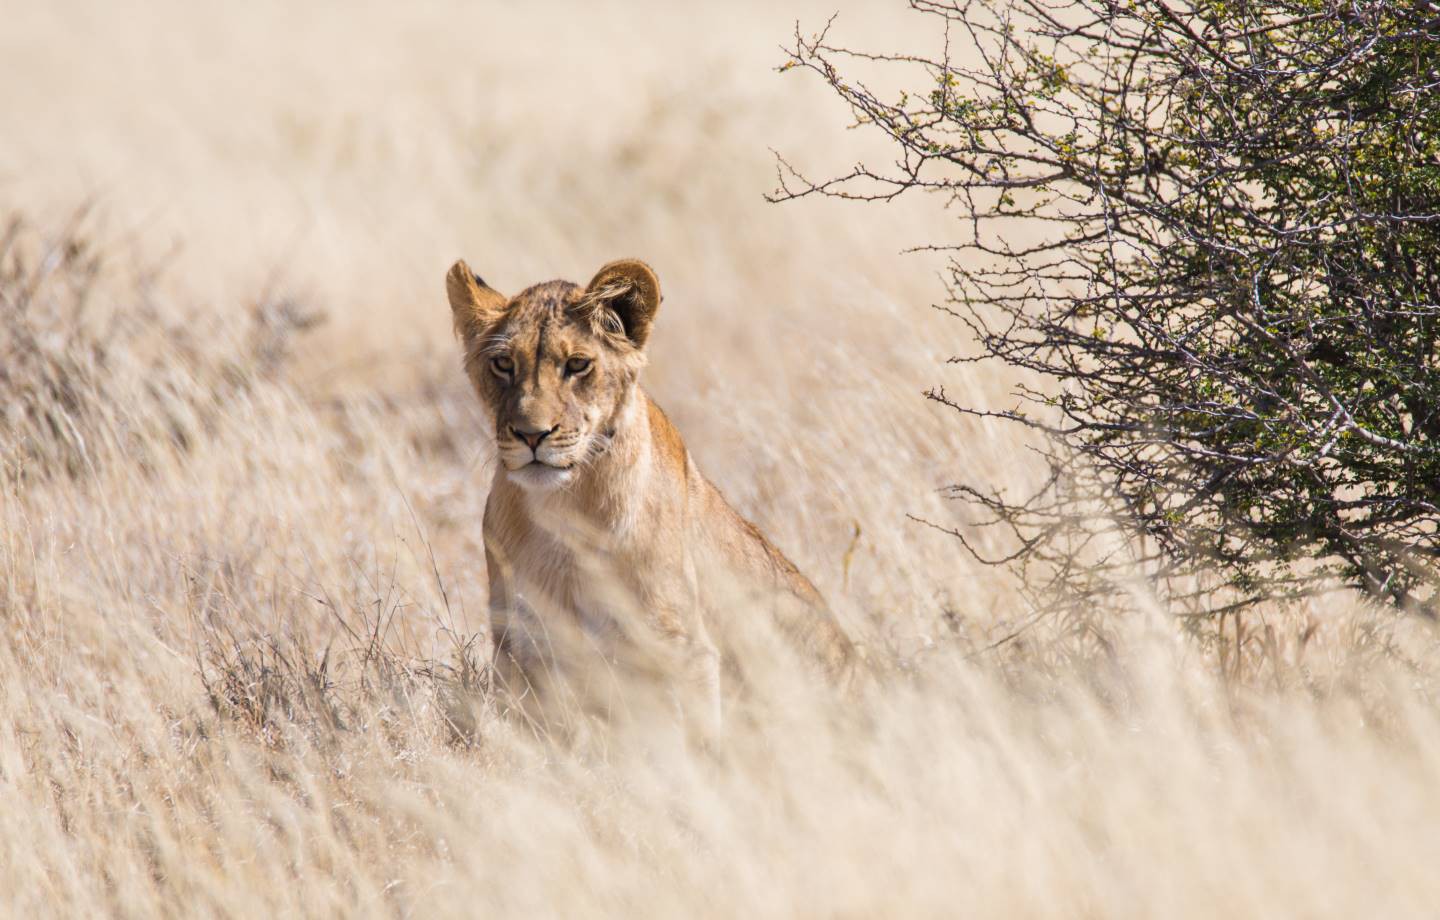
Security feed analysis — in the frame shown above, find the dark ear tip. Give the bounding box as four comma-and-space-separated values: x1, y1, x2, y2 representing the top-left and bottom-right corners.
445, 259, 486, 289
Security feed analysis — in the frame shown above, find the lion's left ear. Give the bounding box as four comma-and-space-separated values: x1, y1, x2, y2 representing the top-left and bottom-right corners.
580, 259, 662, 349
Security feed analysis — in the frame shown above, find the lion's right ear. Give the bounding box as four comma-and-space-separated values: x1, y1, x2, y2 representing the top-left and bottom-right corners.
446, 260, 507, 340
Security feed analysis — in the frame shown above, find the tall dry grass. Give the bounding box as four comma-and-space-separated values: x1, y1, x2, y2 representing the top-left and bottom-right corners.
3, 1, 1440, 916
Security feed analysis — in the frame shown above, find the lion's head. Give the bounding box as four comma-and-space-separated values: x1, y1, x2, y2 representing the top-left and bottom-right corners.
446, 258, 662, 492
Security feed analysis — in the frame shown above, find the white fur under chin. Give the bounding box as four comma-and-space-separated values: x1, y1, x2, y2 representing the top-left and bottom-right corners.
507, 463, 576, 492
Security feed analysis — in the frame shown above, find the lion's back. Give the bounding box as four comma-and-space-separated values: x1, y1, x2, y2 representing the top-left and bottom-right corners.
687, 458, 857, 682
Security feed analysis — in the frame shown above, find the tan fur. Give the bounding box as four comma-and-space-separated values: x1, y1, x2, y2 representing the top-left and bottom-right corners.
445, 258, 856, 733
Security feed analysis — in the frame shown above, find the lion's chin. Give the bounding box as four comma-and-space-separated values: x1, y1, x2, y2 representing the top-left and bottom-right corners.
507, 462, 576, 492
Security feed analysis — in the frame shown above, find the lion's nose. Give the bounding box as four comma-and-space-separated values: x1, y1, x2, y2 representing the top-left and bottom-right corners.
512, 425, 556, 451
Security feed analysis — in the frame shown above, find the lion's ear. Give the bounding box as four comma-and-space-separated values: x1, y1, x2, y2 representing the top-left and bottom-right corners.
446, 260, 507, 341
580, 259, 661, 349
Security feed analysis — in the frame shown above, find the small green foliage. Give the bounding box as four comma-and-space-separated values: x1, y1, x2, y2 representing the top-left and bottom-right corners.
781, 0, 1440, 617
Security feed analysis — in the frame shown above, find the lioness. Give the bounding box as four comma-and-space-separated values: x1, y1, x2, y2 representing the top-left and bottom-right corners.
446, 258, 855, 732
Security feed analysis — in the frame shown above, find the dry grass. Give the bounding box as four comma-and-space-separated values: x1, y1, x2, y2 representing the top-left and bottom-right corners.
4, 1, 1440, 916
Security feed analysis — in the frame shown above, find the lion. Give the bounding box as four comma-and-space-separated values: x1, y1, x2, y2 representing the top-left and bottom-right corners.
445, 257, 856, 734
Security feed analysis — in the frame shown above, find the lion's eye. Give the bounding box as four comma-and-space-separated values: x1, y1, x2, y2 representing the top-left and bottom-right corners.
490, 355, 515, 378
565, 356, 592, 376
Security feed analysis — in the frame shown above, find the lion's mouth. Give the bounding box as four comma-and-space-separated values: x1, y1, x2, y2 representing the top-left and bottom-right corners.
508, 459, 577, 492
524, 460, 573, 471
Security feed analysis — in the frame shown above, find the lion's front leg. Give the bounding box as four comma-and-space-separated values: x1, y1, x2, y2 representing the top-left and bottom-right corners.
682, 636, 722, 742
490, 603, 541, 698
654, 548, 721, 743
641, 623, 721, 744
485, 534, 548, 725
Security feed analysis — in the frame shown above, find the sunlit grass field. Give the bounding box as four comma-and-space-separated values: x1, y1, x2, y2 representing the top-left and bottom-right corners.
4, 1, 1440, 916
